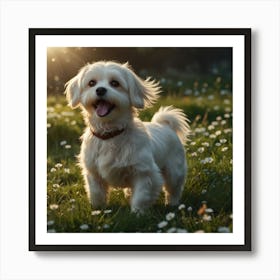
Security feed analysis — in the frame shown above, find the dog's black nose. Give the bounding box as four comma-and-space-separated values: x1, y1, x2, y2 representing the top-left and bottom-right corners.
96, 87, 107, 96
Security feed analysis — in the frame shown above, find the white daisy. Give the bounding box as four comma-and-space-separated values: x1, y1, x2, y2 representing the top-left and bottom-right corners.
157, 221, 168, 228
166, 212, 175, 221
49, 204, 59, 210
80, 224, 89, 230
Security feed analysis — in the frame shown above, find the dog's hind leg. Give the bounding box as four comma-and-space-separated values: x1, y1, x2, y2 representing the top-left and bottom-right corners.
162, 156, 187, 206
131, 166, 163, 213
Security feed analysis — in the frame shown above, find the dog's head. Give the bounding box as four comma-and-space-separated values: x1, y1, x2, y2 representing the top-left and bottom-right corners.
65, 61, 161, 122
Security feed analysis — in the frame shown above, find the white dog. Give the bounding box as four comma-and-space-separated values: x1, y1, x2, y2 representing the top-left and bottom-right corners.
65, 61, 190, 213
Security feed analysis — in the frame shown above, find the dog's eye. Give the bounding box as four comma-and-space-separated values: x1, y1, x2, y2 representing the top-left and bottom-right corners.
110, 80, 120, 87
88, 80, 96, 87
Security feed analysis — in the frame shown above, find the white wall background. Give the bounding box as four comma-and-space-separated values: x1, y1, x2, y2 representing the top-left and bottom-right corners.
0, 0, 279, 279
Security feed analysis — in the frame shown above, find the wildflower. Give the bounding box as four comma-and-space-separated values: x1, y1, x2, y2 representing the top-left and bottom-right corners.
208, 125, 215, 130
167, 227, 177, 233
215, 143, 221, 147
47, 107, 55, 113
64, 168, 70, 173
50, 168, 56, 172
166, 212, 175, 221
69, 199, 75, 203
67, 205, 75, 211
207, 95, 214, 100
47, 123, 52, 128
65, 145, 71, 149
209, 134, 216, 139
104, 209, 112, 214
61, 111, 74, 117
60, 140, 67, 146
224, 113, 230, 118
197, 147, 205, 153
80, 224, 89, 230
205, 208, 214, 214
71, 120, 77, 126
195, 127, 206, 133
221, 147, 228, 152
230, 159, 233, 164
219, 138, 227, 144
91, 210, 102, 216
187, 206, 193, 212
190, 141, 196, 146
200, 157, 214, 164
47, 220, 55, 226
211, 121, 218, 126
52, 184, 60, 188
157, 221, 168, 228
216, 116, 222, 121
55, 163, 63, 168
221, 120, 227, 125
176, 228, 188, 233
230, 214, 233, 219
225, 107, 231, 112
201, 142, 209, 147
224, 99, 230, 104
197, 202, 207, 215
184, 89, 192, 96
217, 226, 230, 233
178, 204, 186, 210
224, 128, 232, 134
201, 189, 207, 194
214, 105, 220, 111
191, 152, 197, 157
215, 130, 222, 136
177, 81, 183, 87
216, 77, 222, 83
220, 89, 228, 95
49, 204, 59, 210
202, 214, 212, 222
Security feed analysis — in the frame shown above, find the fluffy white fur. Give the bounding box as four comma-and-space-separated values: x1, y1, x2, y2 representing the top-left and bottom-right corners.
65, 61, 190, 213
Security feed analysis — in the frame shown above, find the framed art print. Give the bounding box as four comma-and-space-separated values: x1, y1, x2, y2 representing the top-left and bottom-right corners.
29, 28, 251, 251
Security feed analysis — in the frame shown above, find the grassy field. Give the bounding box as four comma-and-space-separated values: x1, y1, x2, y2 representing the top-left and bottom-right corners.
47, 77, 233, 233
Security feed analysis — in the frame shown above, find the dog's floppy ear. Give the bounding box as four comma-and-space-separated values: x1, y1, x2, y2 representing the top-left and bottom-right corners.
64, 76, 81, 108
123, 62, 161, 109
64, 65, 89, 108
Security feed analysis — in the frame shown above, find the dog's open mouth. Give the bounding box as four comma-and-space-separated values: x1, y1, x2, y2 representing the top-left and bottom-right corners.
93, 100, 115, 117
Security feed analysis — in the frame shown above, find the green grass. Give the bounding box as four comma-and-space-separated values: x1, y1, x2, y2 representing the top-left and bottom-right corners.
47, 79, 233, 233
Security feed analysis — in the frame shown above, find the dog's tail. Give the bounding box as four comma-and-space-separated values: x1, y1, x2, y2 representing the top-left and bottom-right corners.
151, 106, 191, 145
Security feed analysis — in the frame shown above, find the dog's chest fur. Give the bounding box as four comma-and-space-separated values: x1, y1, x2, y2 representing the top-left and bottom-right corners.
80, 130, 137, 187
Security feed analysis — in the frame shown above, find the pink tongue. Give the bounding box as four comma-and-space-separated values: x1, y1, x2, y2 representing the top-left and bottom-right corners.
96, 101, 111, 117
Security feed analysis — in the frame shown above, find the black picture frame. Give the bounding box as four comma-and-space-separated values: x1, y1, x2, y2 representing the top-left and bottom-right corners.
29, 28, 251, 251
